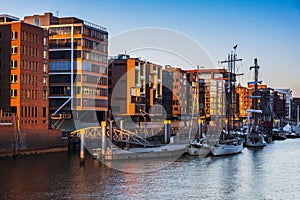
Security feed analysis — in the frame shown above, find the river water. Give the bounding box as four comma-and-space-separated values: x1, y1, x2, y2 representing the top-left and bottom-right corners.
0, 139, 299, 200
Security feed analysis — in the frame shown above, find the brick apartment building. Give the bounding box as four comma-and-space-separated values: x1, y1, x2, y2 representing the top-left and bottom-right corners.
0, 14, 48, 130
24, 12, 108, 131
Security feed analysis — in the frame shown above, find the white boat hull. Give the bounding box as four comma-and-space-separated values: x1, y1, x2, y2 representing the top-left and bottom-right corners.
211, 143, 243, 156
101, 144, 189, 160
187, 144, 211, 156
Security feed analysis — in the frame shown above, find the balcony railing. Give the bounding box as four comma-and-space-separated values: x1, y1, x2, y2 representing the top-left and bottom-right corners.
84, 20, 107, 32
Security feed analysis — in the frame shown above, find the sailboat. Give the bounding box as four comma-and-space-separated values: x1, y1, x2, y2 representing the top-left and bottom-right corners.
187, 68, 212, 156
187, 119, 211, 156
211, 46, 243, 156
244, 58, 267, 147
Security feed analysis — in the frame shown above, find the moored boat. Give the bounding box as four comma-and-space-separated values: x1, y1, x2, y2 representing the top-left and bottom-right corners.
187, 139, 211, 156
244, 132, 267, 147
211, 46, 244, 156
244, 59, 267, 148
271, 128, 287, 140
211, 138, 243, 156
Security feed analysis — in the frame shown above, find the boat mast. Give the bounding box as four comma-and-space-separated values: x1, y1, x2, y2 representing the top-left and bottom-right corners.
249, 58, 260, 129
221, 45, 242, 138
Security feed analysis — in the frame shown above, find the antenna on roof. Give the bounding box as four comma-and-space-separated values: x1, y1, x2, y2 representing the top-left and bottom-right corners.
56, 10, 59, 17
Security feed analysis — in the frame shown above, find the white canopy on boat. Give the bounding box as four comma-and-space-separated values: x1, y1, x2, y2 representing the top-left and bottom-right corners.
293, 125, 300, 134
283, 123, 292, 132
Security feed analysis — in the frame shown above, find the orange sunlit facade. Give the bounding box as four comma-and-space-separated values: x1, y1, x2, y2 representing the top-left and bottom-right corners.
108, 55, 162, 122
164, 66, 188, 118
186, 69, 227, 120
247, 83, 268, 111
236, 85, 248, 118
0, 15, 48, 130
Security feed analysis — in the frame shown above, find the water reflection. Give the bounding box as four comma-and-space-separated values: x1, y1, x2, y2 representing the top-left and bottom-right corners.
0, 139, 299, 199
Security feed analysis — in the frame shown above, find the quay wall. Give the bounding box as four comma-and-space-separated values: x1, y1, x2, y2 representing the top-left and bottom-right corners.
0, 127, 65, 157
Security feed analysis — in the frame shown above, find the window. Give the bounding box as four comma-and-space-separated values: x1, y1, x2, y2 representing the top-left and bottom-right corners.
10, 75, 18, 83
43, 107, 46, 117
0, 32, 2, 39
10, 60, 17, 68
11, 46, 18, 54
21, 31, 24, 41
11, 31, 18, 40
10, 89, 17, 97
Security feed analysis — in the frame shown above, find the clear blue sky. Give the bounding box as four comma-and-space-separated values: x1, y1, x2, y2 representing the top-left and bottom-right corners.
1, 0, 300, 96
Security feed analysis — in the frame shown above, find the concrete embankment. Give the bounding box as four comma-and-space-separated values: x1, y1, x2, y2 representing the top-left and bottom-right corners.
0, 128, 66, 158
0, 147, 68, 158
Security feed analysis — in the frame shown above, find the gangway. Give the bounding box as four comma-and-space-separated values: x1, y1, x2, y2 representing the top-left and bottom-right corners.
70, 126, 155, 148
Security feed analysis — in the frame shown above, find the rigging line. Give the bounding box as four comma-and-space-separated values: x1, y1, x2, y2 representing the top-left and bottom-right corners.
237, 62, 243, 85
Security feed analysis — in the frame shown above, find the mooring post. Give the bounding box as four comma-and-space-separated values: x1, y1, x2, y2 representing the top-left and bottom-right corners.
120, 120, 123, 130
101, 121, 107, 159
80, 129, 85, 166
164, 120, 171, 144
109, 120, 113, 148
198, 118, 203, 139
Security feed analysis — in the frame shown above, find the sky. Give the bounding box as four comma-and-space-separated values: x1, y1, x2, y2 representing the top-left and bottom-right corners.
1, 0, 300, 96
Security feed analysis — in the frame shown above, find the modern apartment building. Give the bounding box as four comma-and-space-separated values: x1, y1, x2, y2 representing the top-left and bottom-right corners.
24, 13, 108, 131
0, 14, 48, 130
235, 85, 248, 118
291, 97, 300, 122
186, 69, 227, 121
274, 89, 292, 120
108, 55, 162, 123
246, 83, 268, 112
163, 66, 188, 120
273, 90, 286, 120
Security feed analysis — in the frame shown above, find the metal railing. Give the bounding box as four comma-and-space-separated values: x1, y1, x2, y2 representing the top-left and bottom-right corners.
84, 21, 107, 32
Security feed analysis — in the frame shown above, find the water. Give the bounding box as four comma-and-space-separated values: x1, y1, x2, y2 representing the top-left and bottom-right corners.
0, 139, 300, 200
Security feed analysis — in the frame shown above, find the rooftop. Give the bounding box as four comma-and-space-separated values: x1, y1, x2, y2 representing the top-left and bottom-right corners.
0, 14, 20, 23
